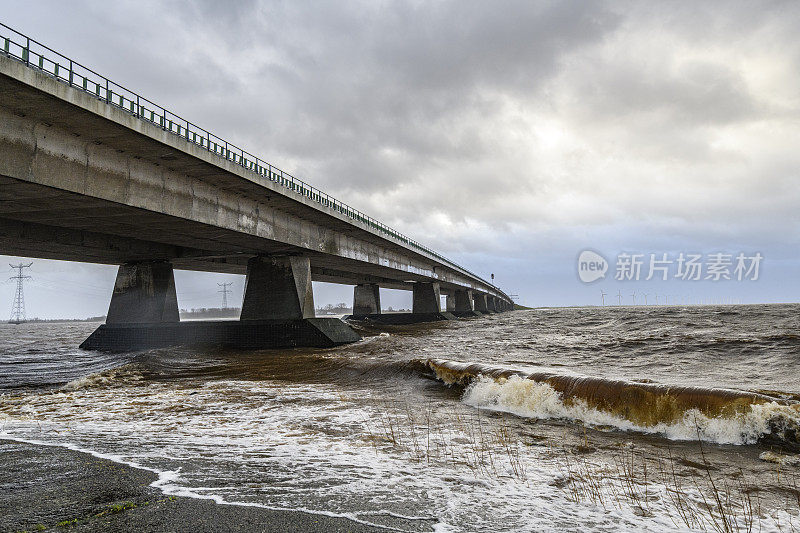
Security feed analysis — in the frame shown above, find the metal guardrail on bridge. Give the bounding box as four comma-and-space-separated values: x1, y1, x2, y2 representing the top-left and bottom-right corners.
0, 22, 506, 297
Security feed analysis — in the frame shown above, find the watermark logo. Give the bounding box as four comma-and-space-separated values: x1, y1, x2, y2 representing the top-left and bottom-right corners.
577, 250, 609, 283
577, 251, 763, 283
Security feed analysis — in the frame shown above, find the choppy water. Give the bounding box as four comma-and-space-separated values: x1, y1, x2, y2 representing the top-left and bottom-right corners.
1, 305, 799, 531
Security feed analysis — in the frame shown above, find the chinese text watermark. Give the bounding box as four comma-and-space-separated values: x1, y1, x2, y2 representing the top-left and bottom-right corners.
577, 251, 762, 283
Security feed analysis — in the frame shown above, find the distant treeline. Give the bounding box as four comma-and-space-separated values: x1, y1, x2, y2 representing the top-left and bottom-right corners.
180, 307, 241, 319
19, 303, 418, 323
25, 316, 106, 323
181, 304, 415, 317
316, 304, 411, 314
316, 303, 352, 315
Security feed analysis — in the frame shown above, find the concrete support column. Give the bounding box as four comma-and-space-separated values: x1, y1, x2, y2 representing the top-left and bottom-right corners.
474, 293, 488, 313
106, 261, 179, 324
83, 255, 362, 351
353, 283, 381, 315
445, 294, 456, 312
412, 282, 441, 313
488, 296, 498, 312
454, 289, 474, 312
241, 256, 315, 320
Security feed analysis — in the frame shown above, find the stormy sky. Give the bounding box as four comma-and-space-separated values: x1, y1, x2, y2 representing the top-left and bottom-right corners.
2, 1, 799, 317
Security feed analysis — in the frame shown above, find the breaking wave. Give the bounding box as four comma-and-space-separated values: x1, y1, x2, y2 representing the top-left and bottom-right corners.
425, 358, 800, 449
61, 363, 143, 390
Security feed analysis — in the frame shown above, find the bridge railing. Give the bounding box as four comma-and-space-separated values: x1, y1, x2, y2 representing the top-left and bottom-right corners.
0, 22, 509, 300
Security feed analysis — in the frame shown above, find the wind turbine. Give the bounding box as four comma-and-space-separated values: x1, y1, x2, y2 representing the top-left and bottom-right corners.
600, 290, 606, 306
631, 290, 637, 305
654, 294, 659, 305
643, 293, 648, 306
617, 290, 623, 306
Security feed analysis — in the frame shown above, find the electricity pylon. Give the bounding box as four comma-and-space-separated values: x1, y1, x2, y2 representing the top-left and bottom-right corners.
9, 263, 32, 324
218, 282, 233, 309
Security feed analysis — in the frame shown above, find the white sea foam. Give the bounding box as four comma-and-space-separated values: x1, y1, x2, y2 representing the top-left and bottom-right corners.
462, 375, 800, 446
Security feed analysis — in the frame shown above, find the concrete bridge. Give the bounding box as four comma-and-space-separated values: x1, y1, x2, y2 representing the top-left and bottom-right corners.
0, 24, 513, 350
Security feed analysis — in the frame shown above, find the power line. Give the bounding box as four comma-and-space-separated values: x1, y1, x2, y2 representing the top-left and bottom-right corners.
218, 282, 233, 309
9, 263, 32, 324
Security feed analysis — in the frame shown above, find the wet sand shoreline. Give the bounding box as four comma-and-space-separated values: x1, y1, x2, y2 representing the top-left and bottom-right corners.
0, 439, 382, 532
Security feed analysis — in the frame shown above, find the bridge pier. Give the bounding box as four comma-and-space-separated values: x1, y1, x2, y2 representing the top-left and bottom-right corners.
352, 283, 381, 316
81, 256, 360, 351
105, 261, 180, 324
452, 289, 481, 317
408, 282, 456, 321
409, 282, 455, 321
241, 256, 315, 320
412, 282, 440, 313
345, 281, 456, 324
474, 293, 489, 313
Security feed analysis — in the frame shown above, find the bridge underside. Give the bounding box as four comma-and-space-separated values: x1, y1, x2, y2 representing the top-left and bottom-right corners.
0, 174, 447, 291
